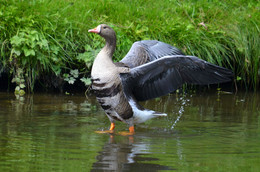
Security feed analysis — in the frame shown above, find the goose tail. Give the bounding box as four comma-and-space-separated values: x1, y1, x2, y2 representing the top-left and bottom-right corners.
152, 111, 167, 117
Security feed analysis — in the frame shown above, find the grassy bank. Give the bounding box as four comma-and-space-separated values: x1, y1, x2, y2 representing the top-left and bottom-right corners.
0, 0, 259, 94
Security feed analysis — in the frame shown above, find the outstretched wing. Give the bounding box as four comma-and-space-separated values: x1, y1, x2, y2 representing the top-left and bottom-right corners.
120, 55, 233, 101
120, 40, 184, 68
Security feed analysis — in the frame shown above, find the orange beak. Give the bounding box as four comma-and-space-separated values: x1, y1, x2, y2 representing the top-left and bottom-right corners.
88, 25, 101, 33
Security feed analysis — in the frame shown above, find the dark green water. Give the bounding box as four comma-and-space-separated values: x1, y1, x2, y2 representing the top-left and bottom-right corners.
0, 91, 259, 171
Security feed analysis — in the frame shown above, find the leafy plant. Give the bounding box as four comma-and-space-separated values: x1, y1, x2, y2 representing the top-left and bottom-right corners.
9, 27, 64, 92
63, 69, 79, 84
11, 68, 26, 96
63, 69, 91, 87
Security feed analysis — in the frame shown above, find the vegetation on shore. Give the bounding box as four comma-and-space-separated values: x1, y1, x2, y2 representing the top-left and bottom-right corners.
0, 0, 259, 94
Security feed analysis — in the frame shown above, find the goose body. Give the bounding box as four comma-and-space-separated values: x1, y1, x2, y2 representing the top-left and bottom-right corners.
89, 24, 233, 134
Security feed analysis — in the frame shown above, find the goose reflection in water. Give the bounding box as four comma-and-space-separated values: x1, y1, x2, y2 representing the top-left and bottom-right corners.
91, 135, 173, 171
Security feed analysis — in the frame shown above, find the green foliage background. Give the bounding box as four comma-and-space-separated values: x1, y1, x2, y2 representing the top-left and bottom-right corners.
0, 0, 259, 92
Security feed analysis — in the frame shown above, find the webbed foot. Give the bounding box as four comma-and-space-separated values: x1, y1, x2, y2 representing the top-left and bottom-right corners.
117, 126, 135, 136
95, 123, 115, 134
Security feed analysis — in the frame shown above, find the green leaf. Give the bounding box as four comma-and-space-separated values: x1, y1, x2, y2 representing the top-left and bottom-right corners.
50, 45, 59, 55
20, 83, 26, 88
38, 39, 48, 48
13, 48, 21, 56
63, 73, 69, 79
11, 77, 19, 83
236, 76, 242, 81
84, 44, 92, 51
80, 77, 91, 86
24, 48, 35, 56
10, 35, 24, 46
68, 77, 76, 84
15, 89, 20, 95
186, 24, 194, 31
19, 90, 25, 96
15, 86, 20, 91
70, 69, 78, 78
22, 57, 27, 66
41, 39, 48, 47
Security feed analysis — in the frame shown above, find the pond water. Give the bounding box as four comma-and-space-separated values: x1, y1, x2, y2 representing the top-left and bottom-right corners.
0, 91, 259, 171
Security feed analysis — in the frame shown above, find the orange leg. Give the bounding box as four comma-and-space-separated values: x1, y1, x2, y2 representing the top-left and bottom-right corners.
118, 126, 135, 136
129, 126, 135, 133
109, 123, 115, 131
95, 122, 115, 134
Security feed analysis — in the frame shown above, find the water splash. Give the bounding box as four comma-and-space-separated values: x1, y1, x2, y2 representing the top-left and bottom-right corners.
170, 96, 188, 130
171, 106, 184, 130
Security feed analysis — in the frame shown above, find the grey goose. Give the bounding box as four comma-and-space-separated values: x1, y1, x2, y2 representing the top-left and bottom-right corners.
88, 24, 233, 135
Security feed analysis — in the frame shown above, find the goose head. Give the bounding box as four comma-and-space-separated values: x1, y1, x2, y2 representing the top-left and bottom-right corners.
88, 24, 116, 43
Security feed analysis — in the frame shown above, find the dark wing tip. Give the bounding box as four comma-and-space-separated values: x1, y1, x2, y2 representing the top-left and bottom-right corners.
124, 55, 234, 101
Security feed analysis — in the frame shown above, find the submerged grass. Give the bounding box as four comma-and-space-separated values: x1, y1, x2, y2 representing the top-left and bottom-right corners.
0, 0, 259, 92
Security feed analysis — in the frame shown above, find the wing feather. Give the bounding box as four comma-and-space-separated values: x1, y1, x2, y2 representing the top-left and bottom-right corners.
120, 40, 184, 68
120, 55, 233, 101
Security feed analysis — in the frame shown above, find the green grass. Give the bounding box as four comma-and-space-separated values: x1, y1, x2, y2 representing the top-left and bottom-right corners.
0, 0, 259, 92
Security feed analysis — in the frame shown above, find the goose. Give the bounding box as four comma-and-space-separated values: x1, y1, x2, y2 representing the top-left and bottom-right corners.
88, 24, 233, 135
